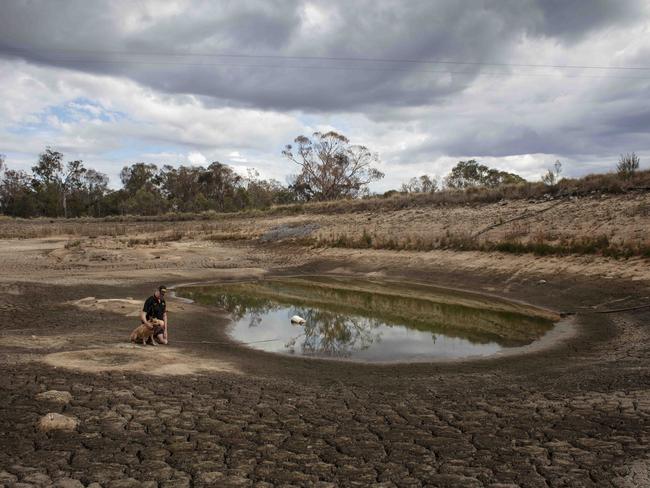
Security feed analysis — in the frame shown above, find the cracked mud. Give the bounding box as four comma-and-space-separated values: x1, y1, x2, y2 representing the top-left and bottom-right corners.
1, 240, 650, 487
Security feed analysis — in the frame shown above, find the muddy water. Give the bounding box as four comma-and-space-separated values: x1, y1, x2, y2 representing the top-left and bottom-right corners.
178, 277, 558, 362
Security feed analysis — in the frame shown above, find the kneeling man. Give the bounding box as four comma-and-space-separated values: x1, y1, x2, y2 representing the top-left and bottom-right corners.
141, 285, 169, 345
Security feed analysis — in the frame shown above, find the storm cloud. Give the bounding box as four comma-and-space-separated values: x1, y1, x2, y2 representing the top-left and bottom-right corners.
0, 0, 648, 190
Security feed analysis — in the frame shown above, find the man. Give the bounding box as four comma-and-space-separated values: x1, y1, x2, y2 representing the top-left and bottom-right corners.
140, 285, 169, 345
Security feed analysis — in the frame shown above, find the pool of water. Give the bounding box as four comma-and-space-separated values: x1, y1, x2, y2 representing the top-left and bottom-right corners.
177, 277, 558, 362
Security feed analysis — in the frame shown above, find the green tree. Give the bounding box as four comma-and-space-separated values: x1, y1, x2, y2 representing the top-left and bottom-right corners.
282, 131, 384, 201
60, 160, 86, 218
77, 169, 110, 217
32, 148, 64, 184
158, 163, 291, 213
192, 192, 212, 212
119, 162, 167, 215
123, 188, 167, 215
120, 163, 161, 196
161, 165, 206, 212
100, 189, 127, 216
31, 148, 64, 216
445, 160, 525, 189
483, 168, 525, 187
31, 148, 87, 217
0, 168, 37, 217
198, 162, 243, 211
243, 169, 288, 209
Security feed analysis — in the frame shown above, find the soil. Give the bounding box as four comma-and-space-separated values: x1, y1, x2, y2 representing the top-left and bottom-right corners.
1, 221, 650, 487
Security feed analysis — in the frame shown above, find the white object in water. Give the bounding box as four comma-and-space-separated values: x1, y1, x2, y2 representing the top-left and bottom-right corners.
290, 315, 306, 325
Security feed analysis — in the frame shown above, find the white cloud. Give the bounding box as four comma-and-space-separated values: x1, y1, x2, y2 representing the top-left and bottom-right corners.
228, 151, 249, 163
187, 151, 207, 166
0, 59, 303, 185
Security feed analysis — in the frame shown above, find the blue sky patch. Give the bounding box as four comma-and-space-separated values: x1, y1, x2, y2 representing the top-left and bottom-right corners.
8, 97, 127, 135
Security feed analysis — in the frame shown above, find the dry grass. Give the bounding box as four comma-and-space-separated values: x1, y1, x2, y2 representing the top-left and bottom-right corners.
0, 219, 225, 240
124, 230, 186, 247
305, 230, 650, 259
262, 169, 650, 216
204, 232, 253, 242
64, 239, 82, 249
630, 201, 650, 217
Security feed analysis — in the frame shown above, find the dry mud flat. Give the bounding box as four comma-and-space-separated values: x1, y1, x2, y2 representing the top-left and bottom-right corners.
1, 237, 650, 487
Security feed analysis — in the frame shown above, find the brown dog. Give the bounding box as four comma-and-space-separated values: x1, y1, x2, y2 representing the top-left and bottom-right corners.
130, 322, 156, 346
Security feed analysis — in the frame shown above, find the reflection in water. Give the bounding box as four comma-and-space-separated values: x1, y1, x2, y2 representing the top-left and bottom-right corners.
286, 308, 379, 358
178, 278, 557, 362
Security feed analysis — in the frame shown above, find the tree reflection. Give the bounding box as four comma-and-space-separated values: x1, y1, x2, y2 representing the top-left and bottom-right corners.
193, 291, 279, 327
284, 307, 381, 358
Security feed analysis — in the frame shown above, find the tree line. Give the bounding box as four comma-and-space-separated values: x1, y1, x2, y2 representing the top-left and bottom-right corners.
0, 149, 297, 218
0, 132, 641, 218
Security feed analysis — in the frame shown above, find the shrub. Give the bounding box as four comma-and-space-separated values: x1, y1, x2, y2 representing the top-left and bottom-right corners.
541, 160, 563, 186
617, 152, 640, 180
64, 239, 81, 249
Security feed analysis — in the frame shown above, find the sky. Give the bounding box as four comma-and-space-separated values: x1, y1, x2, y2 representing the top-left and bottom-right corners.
0, 0, 649, 192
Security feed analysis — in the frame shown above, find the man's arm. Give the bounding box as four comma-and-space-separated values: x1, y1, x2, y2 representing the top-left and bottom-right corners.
140, 310, 150, 324
141, 297, 153, 324
163, 311, 168, 340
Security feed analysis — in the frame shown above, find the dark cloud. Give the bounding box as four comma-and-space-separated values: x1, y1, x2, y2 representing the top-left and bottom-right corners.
606, 110, 650, 134
1, 0, 644, 112
0, 0, 648, 179
533, 0, 644, 42
436, 100, 650, 160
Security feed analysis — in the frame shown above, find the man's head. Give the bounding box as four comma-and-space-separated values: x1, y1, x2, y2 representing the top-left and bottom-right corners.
156, 285, 167, 298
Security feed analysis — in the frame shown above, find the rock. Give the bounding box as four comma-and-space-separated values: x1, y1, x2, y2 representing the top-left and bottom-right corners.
537, 279, 547, 285
0, 471, 18, 483
53, 479, 85, 488
35, 390, 73, 404
23, 472, 52, 485
221, 476, 252, 487
197, 471, 225, 484
106, 479, 142, 488
290, 315, 306, 325
161, 480, 190, 488
36, 413, 79, 432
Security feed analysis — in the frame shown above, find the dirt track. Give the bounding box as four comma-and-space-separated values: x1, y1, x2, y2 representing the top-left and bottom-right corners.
1, 236, 650, 487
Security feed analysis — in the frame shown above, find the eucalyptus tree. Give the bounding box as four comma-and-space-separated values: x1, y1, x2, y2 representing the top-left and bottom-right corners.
283, 131, 384, 201
31, 148, 86, 217
445, 160, 525, 189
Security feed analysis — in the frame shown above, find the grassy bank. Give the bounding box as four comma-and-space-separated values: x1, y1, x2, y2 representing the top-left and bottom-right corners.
304, 230, 650, 259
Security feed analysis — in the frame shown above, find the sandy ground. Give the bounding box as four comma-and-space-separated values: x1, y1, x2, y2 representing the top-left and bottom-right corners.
1, 215, 650, 486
